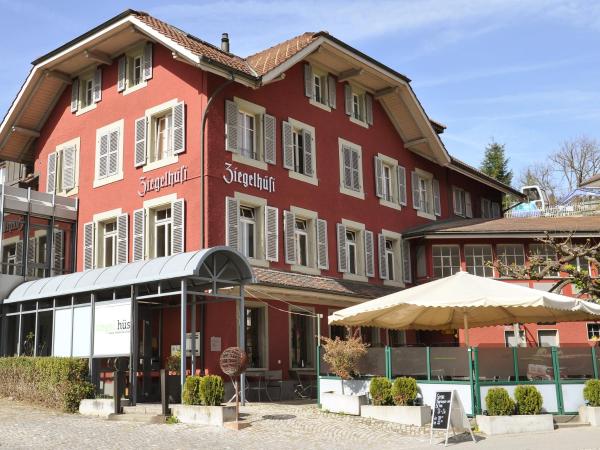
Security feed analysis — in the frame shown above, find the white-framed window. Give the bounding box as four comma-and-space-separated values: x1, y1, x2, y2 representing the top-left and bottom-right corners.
284, 206, 327, 274
346, 230, 358, 275
83, 209, 128, 270
71, 68, 101, 114
46, 138, 80, 196
496, 244, 525, 276
481, 198, 500, 218
375, 154, 407, 209
465, 245, 493, 277
2, 243, 18, 275
117, 42, 152, 94
135, 99, 185, 172
244, 303, 268, 369
411, 168, 440, 219
225, 194, 277, 267
360, 327, 382, 347
378, 230, 403, 286
504, 329, 525, 347
587, 323, 600, 340
344, 84, 373, 126
294, 219, 309, 266
339, 138, 364, 199
290, 305, 315, 369
385, 239, 395, 280
538, 329, 559, 347
529, 243, 558, 277
80, 74, 94, 110
453, 187, 472, 217
432, 245, 460, 278
304, 63, 336, 111
416, 245, 427, 278
282, 118, 316, 184
131, 196, 185, 262
226, 98, 275, 170
102, 220, 118, 268
94, 119, 124, 188
337, 219, 371, 281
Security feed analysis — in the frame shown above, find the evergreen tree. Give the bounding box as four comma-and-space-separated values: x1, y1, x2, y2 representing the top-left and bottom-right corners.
480, 141, 513, 186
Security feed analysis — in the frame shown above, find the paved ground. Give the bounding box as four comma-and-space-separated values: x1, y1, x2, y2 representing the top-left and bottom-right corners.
2, 398, 600, 449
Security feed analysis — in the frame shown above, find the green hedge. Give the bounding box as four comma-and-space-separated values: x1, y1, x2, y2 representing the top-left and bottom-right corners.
584, 379, 600, 407
514, 385, 543, 415
183, 375, 225, 406
0, 357, 94, 412
485, 387, 515, 416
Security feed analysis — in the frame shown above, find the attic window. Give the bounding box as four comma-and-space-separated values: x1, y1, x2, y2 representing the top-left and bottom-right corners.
118, 42, 153, 94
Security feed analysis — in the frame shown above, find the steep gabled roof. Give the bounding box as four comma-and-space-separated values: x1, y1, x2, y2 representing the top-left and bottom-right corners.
246, 32, 319, 76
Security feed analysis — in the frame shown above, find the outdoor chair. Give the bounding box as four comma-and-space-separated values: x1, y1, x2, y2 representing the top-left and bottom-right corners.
292, 370, 316, 399
263, 370, 284, 401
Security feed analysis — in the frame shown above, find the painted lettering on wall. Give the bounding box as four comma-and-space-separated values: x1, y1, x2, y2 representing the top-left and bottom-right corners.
138, 165, 188, 197
223, 162, 275, 193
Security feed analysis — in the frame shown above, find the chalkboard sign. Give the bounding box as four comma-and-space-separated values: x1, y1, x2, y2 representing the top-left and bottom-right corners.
432, 391, 452, 430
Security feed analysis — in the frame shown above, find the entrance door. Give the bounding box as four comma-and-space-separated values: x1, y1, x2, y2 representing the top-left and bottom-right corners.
137, 305, 161, 402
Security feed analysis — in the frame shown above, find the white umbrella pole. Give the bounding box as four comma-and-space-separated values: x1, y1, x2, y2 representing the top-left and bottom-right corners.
463, 311, 470, 347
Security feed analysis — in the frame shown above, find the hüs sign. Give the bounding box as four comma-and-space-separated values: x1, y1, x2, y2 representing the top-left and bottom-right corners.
93, 300, 132, 357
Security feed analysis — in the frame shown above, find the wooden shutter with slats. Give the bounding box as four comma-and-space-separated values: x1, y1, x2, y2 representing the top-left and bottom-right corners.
364, 230, 375, 277
225, 100, 239, 152
302, 129, 314, 177
98, 134, 109, 178
411, 171, 420, 210
264, 206, 278, 262
328, 75, 336, 108
282, 121, 294, 170
83, 222, 95, 270
397, 165, 407, 205
117, 57, 126, 92
263, 114, 276, 164
433, 179, 441, 216
134, 117, 147, 167
465, 192, 473, 218
344, 84, 352, 116
172, 101, 185, 154
143, 42, 153, 81
108, 129, 119, 176
374, 156, 383, 198
316, 218, 328, 269
284, 210, 296, 264
342, 146, 352, 189
378, 233, 387, 280
365, 93, 373, 125
171, 199, 185, 254
46, 152, 57, 194
93, 68, 102, 103
61, 146, 76, 191
402, 240, 412, 283
225, 197, 240, 250
132, 209, 145, 261
351, 149, 360, 191
304, 63, 313, 98
336, 223, 347, 272
70, 78, 79, 113
52, 229, 64, 276
116, 213, 128, 264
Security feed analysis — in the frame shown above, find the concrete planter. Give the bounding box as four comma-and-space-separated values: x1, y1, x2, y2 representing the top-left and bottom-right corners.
476, 414, 554, 435
361, 405, 432, 426
79, 399, 114, 417
579, 405, 600, 426
170, 404, 236, 427
320, 392, 368, 415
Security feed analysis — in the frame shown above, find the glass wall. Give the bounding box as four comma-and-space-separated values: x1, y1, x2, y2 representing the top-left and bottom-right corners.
391, 347, 428, 379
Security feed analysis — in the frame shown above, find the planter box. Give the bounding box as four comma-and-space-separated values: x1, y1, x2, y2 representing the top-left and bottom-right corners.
579, 405, 600, 426
361, 405, 432, 426
476, 414, 554, 435
170, 405, 236, 427
79, 399, 114, 417
320, 392, 368, 415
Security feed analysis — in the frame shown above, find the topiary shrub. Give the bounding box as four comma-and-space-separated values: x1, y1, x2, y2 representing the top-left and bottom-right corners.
485, 387, 515, 416
391, 377, 418, 406
369, 377, 393, 406
514, 385, 543, 415
584, 379, 600, 407
182, 376, 202, 405
199, 375, 224, 406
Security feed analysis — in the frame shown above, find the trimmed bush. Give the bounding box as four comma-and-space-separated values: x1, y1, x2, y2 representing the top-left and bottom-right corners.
584, 379, 600, 407
182, 376, 202, 405
369, 377, 393, 406
0, 357, 94, 412
391, 377, 418, 406
200, 375, 224, 406
514, 385, 543, 415
485, 387, 515, 416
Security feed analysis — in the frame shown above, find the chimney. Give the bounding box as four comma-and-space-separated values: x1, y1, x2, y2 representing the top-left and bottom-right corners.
221, 33, 230, 53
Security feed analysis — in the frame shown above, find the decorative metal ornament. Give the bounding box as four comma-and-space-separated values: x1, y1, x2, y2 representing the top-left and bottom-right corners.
219, 347, 248, 377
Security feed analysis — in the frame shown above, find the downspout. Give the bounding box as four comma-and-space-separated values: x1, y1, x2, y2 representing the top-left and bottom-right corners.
199, 70, 235, 373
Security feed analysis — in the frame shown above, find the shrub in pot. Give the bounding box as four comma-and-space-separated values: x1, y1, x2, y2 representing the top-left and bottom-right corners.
182, 376, 202, 405
320, 329, 368, 394
514, 385, 543, 415
391, 377, 418, 406
485, 387, 515, 416
584, 379, 600, 407
200, 375, 224, 406
369, 377, 393, 406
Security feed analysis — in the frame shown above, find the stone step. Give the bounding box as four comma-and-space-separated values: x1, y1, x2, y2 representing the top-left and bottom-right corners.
107, 413, 166, 424
122, 404, 165, 415
555, 421, 590, 429
553, 414, 581, 424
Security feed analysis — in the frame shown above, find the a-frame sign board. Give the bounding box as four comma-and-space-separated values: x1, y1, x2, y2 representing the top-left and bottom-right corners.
430, 390, 476, 446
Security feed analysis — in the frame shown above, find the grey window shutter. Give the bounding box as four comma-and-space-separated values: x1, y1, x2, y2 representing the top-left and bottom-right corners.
351, 149, 361, 191
282, 121, 294, 170
15, 241, 23, 274
61, 146, 76, 191
397, 165, 407, 205
83, 222, 95, 270
116, 213, 128, 264
264, 206, 279, 262
344, 84, 352, 116
492, 202, 501, 218
171, 199, 185, 254
365, 93, 373, 125
411, 171, 420, 210
70, 78, 79, 113
342, 146, 352, 189
302, 129, 314, 177
98, 133, 109, 178
27, 237, 36, 277
327, 75, 336, 108
364, 230, 375, 278
465, 192, 473, 218
225, 197, 240, 250
134, 117, 147, 167
108, 130, 119, 176
172, 101, 185, 155
284, 210, 296, 264
433, 179, 441, 216
378, 233, 387, 280
132, 208, 145, 261
52, 229, 64, 276
402, 240, 412, 283
304, 63, 313, 98
46, 152, 57, 194
316, 218, 328, 270
374, 156, 383, 198
336, 223, 347, 272
143, 42, 153, 81
117, 57, 126, 92
263, 114, 276, 165
452, 187, 461, 215
93, 68, 102, 103
225, 100, 239, 153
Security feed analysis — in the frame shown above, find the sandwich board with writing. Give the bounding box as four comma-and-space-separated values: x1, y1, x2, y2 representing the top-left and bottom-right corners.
430, 390, 475, 446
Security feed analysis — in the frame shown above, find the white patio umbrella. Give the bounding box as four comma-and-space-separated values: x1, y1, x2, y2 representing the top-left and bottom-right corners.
328, 271, 600, 345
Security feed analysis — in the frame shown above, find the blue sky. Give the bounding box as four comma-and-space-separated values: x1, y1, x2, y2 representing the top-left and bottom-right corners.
1, 0, 600, 189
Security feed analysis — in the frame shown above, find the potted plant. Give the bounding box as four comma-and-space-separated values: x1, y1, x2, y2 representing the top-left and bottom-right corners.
171, 375, 236, 426
166, 351, 182, 403
361, 376, 431, 426
476, 386, 553, 435
319, 330, 369, 415
580, 379, 600, 425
